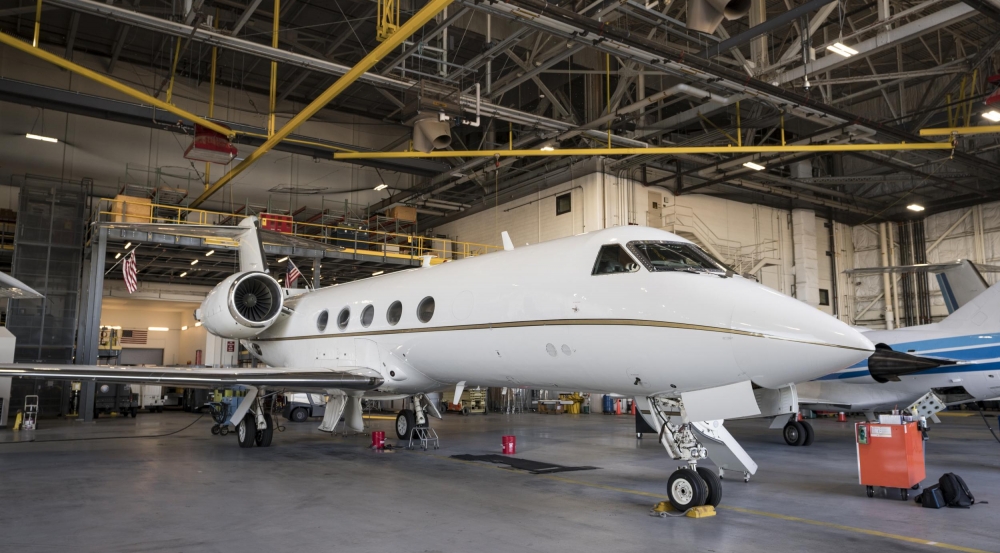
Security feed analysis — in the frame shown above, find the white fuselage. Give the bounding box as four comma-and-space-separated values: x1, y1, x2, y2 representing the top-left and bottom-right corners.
247, 227, 873, 397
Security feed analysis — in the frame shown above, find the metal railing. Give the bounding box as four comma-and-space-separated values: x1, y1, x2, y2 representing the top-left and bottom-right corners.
94, 197, 501, 262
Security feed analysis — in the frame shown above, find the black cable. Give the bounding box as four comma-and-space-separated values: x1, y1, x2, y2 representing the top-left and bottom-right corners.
976, 406, 1000, 445
0, 414, 205, 445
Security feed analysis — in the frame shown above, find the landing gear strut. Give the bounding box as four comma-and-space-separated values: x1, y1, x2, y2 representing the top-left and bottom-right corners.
236, 393, 273, 448
395, 394, 440, 450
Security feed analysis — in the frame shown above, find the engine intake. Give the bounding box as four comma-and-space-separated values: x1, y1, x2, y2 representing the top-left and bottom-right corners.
198, 272, 284, 339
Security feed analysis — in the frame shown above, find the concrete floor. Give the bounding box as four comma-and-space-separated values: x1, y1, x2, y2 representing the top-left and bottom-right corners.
0, 410, 997, 553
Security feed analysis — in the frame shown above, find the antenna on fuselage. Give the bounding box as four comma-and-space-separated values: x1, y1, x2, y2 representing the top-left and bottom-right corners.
501, 231, 514, 251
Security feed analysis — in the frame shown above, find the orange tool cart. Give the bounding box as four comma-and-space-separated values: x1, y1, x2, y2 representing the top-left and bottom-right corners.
856, 421, 925, 500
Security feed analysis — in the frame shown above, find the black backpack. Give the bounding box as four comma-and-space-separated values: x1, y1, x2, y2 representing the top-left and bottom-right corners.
939, 473, 975, 508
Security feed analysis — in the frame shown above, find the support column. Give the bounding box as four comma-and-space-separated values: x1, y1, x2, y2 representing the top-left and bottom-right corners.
75, 226, 107, 421
792, 208, 820, 307
879, 222, 895, 330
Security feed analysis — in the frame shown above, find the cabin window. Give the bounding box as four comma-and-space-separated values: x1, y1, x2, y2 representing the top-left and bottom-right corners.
386, 301, 403, 326
592, 244, 640, 275
819, 289, 830, 306
417, 296, 435, 323
337, 307, 350, 330
316, 310, 329, 332
360, 304, 375, 327
556, 193, 571, 215
627, 241, 727, 274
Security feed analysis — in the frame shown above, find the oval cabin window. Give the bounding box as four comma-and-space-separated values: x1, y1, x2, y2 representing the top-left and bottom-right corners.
317, 310, 329, 332
386, 301, 402, 326
337, 307, 350, 330
417, 296, 435, 323
360, 304, 375, 328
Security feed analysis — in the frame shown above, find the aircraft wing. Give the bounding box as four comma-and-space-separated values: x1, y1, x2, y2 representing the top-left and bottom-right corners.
0, 272, 43, 299
0, 363, 383, 391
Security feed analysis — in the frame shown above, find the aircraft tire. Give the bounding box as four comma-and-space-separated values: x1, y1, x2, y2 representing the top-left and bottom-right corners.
237, 415, 256, 448
666, 468, 707, 511
255, 413, 274, 447
396, 409, 416, 440
783, 421, 806, 446
290, 408, 308, 423
801, 421, 815, 446
696, 466, 723, 507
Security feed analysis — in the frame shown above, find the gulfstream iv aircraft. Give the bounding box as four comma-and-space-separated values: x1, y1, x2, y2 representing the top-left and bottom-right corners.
774, 276, 1000, 447
0, 217, 874, 510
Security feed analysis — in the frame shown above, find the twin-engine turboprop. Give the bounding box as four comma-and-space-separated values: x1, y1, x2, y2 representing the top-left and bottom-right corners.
0, 217, 874, 510
772, 278, 1000, 446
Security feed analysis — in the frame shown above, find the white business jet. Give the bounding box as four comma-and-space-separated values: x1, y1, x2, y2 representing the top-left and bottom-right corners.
773, 263, 1000, 446
0, 217, 873, 510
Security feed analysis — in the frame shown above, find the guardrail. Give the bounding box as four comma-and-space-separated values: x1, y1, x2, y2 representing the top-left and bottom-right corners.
95, 197, 501, 262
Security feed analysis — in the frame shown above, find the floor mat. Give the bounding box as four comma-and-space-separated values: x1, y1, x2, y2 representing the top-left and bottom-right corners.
452, 454, 598, 474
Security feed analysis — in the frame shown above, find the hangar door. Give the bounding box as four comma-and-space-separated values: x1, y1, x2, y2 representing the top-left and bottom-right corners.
120, 348, 164, 366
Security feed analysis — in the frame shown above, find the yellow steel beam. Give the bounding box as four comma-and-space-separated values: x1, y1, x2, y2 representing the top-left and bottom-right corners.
32, 0, 42, 47
334, 143, 951, 160
268, 0, 279, 136
919, 125, 1000, 137
0, 30, 234, 138
189, 0, 454, 208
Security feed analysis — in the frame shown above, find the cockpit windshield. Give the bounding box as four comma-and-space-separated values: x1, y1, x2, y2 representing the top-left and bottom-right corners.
626, 241, 727, 274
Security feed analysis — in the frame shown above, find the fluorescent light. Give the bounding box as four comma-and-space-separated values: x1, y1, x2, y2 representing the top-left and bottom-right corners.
743, 161, 766, 171
983, 110, 1000, 122
826, 43, 857, 57
124, 242, 132, 249
179, 271, 187, 277
181, 326, 188, 331
115, 252, 121, 260
25, 133, 58, 143
540, 145, 555, 151
907, 204, 925, 212
148, 327, 169, 332
277, 256, 289, 263
374, 184, 388, 191
195, 321, 202, 327
205, 250, 215, 257
190, 259, 198, 266
372, 270, 384, 276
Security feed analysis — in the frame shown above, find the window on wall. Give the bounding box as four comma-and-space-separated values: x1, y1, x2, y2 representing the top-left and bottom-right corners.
819, 289, 830, 306
556, 193, 571, 216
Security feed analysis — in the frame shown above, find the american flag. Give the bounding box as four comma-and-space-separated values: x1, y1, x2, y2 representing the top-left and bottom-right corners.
286, 260, 301, 288
121, 329, 148, 344
123, 250, 138, 293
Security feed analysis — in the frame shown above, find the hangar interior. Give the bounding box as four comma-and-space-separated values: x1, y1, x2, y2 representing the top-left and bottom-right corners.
0, 0, 998, 550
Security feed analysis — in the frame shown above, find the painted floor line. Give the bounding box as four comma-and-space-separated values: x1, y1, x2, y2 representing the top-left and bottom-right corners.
422, 451, 994, 553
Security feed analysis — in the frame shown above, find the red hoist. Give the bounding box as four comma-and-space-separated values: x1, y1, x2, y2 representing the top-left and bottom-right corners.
183, 124, 238, 164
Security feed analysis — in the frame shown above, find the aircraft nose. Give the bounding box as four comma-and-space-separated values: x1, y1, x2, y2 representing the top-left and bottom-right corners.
730, 280, 874, 388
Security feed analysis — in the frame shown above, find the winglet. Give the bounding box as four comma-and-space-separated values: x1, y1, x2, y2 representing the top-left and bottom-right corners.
237, 216, 267, 273
501, 231, 514, 251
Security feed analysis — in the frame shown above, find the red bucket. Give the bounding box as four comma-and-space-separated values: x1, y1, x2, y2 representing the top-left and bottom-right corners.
502, 435, 516, 454
837, 412, 847, 422
372, 430, 385, 450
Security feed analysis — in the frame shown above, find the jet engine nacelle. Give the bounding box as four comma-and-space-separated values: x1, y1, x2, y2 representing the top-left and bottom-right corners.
197, 272, 283, 339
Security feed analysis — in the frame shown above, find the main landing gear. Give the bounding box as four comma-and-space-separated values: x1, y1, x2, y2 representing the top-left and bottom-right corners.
236, 394, 274, 449
782, 418, 814, 446
395, 393, 440, 450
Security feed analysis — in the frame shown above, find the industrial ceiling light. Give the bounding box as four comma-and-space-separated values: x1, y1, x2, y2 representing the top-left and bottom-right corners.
25, 133, 58, 143
124, 242, 132, 249
190, 259, 199, 266
181, 326, 188, 331
372, 270, 384, 276
826, 43, 858, 57
374, 183, 388, 191
743, 161, 766, 171
540, 145, 555, 151
907, 204, 925, 212
179, 271, 187, 277
277, 256, 289, 263
205, 250, 214, 257
195, 321, 202, 327
983, 110, 1000, 122
148, 327, 169, 332
114, 252, 121, 260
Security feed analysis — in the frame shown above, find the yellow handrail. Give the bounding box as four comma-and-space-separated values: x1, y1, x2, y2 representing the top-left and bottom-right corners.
98, 198, 501, 262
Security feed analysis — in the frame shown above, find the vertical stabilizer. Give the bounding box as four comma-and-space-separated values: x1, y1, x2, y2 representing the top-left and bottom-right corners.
939, 280, 1000, 331
237, 217, 268, 273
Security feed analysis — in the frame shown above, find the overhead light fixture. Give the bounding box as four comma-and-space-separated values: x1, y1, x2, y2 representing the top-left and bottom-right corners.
114, 253, 121, 260
25, 133, 58, 143
743, 161, 766, 171
374, 184, 388, 191
826, 43, 858, 57
181, 325, 188, 331
190, 259, 199, 266
451, 172, 463, 178
179, 271, 187, 277
124, 242, 132, 249
277, 256, 289, 263
540, 145, 555, 151
195, 321, 202, 327
372, 270, 384, 276
205, 250, 215, 257
148, 327, 169, 332
907, 204, 925, 212
983, 110, 1000, 123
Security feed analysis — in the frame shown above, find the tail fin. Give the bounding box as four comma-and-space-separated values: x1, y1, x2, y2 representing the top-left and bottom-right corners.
237, 217, 268, 273
936, 260, 988, 313
938, 280, 1000, 331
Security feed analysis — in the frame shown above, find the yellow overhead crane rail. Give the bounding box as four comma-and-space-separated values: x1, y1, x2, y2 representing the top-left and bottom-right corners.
96, 198, 501, 263
333, 142, 953, 160
919, 126, 1000, 137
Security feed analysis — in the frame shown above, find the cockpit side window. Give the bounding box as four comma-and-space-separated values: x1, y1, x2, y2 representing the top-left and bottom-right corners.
592, 244, 641, 275
627, 241, 727, 273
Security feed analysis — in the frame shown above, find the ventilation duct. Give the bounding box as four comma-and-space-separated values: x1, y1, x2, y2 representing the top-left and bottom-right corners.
687, 0, 752, 33
412, 115, 452, 154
